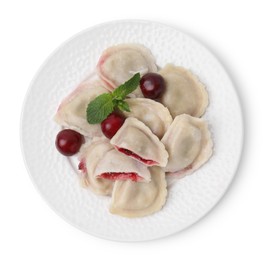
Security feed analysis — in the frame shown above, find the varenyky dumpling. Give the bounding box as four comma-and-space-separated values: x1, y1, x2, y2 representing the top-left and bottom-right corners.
79, 138, 151, 193
78, 138, 114, 196
161, 114, 213, 177
159, 64, 209, 118
122, 98, 173, 139
97, 44, 157, 90
110, 117, 168, 167
110, 167, 167, 218
54, 74, 108, 137
94, 149, 151, 183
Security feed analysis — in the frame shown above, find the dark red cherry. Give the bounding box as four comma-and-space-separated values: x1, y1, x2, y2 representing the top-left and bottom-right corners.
101, 112, 125, 139
55, 129, 84, 156
140, 73, 166, 99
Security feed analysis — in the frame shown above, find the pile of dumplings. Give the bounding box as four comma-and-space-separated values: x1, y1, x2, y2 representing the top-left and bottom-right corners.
54, 44, 213, 218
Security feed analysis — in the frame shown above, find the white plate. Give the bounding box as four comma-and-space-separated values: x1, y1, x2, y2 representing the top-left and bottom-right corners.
21, 20, 243, 241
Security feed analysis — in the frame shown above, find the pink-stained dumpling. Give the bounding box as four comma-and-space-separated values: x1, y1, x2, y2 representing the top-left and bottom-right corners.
159, 64, 209, 118
94, 149, 151, 183
122, 98, 173, 139
79, 138, 150, 193
110, 117, 169, 167
54, 74, 109, 137
78, 138, 114, 196
97, 44, 157, 90
110, 167, 167, 218
161, 114, 213, 178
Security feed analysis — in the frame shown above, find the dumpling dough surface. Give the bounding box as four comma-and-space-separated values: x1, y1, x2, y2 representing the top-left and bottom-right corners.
94, 149, 151, 183
161, 114, 213, 177
110, 117, 169, 167
110, 167, 167, 218
78, 138, 114, 196
54, 74, 108, 137
122, 98, 173, 139
159, 64, 208, 118
97, 44, 157, 89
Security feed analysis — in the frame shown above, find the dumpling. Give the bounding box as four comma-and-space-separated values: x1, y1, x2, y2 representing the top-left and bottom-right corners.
54, 74, 109, 137
78, 138, 114, 196
159, 64, 208, 118
97, 44, 157, 89
94, 149, 151, 183
110, 117, 168, 167
161, 114, 213, 177
79, 137, 151, 195
122, 98, 173, 139
110, 167, 167, 218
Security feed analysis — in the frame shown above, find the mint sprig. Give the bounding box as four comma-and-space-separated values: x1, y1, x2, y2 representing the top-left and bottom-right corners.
116, 100, 130, 112
86, 73, 140, 124
112, 73, 140, 99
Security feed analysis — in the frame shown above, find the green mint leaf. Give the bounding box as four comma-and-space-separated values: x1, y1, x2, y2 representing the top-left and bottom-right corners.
112, 73, 140, 99
86, 74, 140, 125
117, 100, 130, 112
86, 93, 114, 124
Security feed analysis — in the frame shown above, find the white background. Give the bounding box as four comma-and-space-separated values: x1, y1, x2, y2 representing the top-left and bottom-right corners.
1, 0, 271, 259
